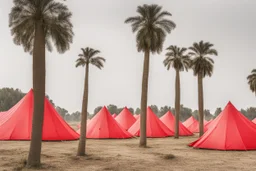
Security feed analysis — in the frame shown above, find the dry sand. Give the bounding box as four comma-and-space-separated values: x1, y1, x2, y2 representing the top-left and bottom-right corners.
0, 123, 256, 171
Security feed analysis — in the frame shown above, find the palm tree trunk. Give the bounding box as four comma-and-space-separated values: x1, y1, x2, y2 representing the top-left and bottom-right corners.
77, 64, 89, 156
198, 73, 204, 137
174, 69, 180, 138
27, 21, 46, 167
139, 49, 150, 147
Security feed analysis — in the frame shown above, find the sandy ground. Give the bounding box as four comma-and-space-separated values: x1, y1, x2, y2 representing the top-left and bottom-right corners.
0, 123, 256, 171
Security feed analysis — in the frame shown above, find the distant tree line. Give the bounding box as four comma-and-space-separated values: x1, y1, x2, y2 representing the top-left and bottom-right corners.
0, 87, 256, 122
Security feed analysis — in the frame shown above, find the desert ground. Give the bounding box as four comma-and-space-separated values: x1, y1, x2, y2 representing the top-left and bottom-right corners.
0, 122, 256, 171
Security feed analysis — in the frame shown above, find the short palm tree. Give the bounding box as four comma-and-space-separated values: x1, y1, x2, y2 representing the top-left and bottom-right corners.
247, 69, 256, 95
76, 47, 105, 156
163, 45, 190, 138
188, 41, 218, 137
9, 0, 73, 167
125, 4, 176, 147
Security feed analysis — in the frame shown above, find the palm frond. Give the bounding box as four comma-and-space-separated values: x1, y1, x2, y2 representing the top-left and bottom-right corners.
125, 4, 176, 53
9, 0, 73, 54
76, 47, 106, 70
75, 58, 86, 68
163, 45, 190, 71
188, 40, 218, 78
90, 56, 106, 69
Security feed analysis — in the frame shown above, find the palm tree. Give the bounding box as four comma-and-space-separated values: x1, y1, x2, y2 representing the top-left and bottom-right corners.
9, 0, 73, 167
76, 47, 105, 156
163, 45, 190, 138
188, 41, 218, 137
125, 4, 176, 147
247, 69, 256, 95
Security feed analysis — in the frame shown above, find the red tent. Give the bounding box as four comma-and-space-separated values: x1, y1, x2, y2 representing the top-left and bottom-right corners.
112, 113, 117, 118
77, 106, 132, 139
0, 89, 79, 141
183, 116, 206, 133
128, 107, 174, 137
160, 111, 193, 136
189, 102, 256, 150
115, 107, 136, 130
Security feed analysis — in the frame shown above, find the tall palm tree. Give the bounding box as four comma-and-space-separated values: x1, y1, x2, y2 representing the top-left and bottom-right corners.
76, 47, 105, 156
247, 69, 256, 95
9, 0, 73, 167
188, 41, 218, 137
163, 45, 190, 138
125, 4, 176, 147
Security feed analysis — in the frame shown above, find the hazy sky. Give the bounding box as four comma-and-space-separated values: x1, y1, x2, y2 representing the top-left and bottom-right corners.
0, 0, 255, 114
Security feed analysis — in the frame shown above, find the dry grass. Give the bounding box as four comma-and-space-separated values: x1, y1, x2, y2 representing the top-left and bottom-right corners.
0, 123, 256, 171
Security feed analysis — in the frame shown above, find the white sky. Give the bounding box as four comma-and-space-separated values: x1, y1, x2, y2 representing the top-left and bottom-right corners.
0, 0, 255, 114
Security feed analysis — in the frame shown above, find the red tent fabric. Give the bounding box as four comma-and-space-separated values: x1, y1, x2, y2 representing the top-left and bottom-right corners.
183, 116, 199, 133
0, 112, 7, 125
252, 118, 256, 124
204, 119, 213, 131
0, 89, 79, 141
134, 114, 140, 120
160, 111, 193, 136
115, 107, 136, 130
112, 113, 117, 118
0, 96, 27, 126
128, 107, 174, 137
183, 116, 206, 133
77, 106, 132, 139
189, 102, 256, 150
204, 119, 213, 125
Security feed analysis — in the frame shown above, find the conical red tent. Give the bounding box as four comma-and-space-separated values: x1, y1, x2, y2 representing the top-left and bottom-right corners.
128, 107, 174, 137
183, 116, 206, 133
0, 89, 79, 141
112, 113, 117, 118
160, 111, 193, 136
115, 107, 136, 130
189, 102, 256, 150
77, 106, 132, 139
